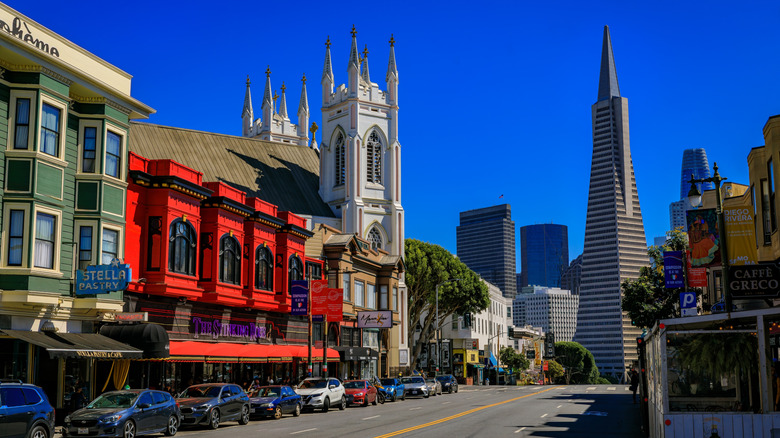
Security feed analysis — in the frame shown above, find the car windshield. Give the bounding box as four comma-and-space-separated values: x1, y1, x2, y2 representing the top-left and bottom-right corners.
179, 385, 222, 398
343, 381, 365, 389
256, 387, 279, 397
425, 378, 436, 383
401, 377, 424, 384
298, 379, 328, 389
435, 376, 449, 382
380, 379, 395, 386
87, 392, 137, 409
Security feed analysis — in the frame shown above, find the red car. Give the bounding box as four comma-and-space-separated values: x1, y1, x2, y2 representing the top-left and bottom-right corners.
343, 380, 377, 407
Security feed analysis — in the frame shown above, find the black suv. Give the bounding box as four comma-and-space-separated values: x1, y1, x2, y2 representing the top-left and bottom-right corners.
0, 380, 56, 438
435, 375, 459, 394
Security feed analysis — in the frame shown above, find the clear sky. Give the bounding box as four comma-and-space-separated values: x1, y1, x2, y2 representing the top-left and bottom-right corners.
10, 0, 780, 272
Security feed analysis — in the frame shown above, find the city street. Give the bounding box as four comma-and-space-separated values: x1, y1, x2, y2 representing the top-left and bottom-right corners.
137, 385, 642, 438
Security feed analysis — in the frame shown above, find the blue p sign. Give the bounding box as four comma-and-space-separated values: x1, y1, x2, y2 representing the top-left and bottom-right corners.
680, 292, 696, 309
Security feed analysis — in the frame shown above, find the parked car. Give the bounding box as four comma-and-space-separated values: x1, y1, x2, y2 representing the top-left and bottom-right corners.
248, 386, 301, 419
177, 384, 249, 429
343, 380, 377, 407
295, 378, 346, 412
378, 378, 405, 402
400, 376, 429, 398
0, 380, 55, 438
64, 389, 180, 438
424, 377, 442, 396
436, 375, 459, 394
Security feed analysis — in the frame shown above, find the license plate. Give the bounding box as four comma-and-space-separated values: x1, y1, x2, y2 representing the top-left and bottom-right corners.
78, 428, 88, 435
250, 408, 255, 413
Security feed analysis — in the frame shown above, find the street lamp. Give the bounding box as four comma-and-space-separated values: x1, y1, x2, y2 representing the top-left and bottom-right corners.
436, 278, 461, 374
687, 162, 731, 313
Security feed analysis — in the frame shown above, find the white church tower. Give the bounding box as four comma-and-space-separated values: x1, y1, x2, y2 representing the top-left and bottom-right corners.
242, 67, 310, 146
318, 28, 404, 258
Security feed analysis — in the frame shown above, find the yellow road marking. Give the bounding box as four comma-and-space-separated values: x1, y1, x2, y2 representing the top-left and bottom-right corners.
372, 386, 559, 438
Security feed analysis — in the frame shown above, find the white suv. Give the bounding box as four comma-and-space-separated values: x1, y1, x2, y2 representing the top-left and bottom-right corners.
295, 378, 346, 412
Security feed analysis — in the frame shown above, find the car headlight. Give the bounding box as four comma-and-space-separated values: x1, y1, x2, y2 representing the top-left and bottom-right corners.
355, 392, 364, 397
64, 416, 71, 424
192, 405, 209, 411
101, 414, 124, 423
310, 393, 323, 398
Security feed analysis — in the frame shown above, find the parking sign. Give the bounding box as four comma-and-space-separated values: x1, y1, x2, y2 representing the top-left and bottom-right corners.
680, 291, 697, 317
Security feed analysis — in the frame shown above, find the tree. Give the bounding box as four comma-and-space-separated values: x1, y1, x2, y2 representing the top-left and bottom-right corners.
546, 359, 564, 382
621, 228, 697, 329
499, 346, 530, 375
555, 341, 600, 384
405, 239, 489, 371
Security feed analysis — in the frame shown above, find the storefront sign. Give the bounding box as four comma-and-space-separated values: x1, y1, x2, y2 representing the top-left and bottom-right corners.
290, 280, 308, 316
75, 350, 128, 358
357, 311, 392, 328
75, 259, 132, 295
310, 280, 343, 322
0, 16, 59, 57
191, 316, 267, 341
467, 338, 479, 350
114, 312, 148, 322
663, 251, 684, 289
728, 263, 780, 299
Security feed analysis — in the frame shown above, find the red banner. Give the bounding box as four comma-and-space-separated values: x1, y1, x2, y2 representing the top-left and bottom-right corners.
686, 251, 708, 287
310, 280, 343, 322
326, 288, 343, 322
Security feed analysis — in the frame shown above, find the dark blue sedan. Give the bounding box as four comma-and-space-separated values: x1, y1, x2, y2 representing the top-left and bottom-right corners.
248, 386, 301, 419
64, 389, 181, 438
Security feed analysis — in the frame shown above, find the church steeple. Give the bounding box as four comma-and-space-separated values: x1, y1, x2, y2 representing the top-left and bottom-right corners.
597, 25, 620, 101
297, 74, 309, 142
348, 25, 359, 96
278, 82, 289, 120
261, 66, 273, 131
322, 36, 334, 105
386, 34, 398, 81
242, 75, 253, 137
361, 45, 370, 84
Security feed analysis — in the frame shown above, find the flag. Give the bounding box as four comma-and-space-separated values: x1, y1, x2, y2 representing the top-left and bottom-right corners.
499, 194, 504, 198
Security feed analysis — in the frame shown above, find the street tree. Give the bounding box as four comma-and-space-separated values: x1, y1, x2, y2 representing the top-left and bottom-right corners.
555, 341, 600, 384
621, 228, 695, 329
546, 359, 564, 382
499, 346, 530, 375
405, 239, 489, 371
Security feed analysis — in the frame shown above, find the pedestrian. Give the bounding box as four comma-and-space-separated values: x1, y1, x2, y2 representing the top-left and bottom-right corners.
70, 386, 87, 413
629, 369, 640, 404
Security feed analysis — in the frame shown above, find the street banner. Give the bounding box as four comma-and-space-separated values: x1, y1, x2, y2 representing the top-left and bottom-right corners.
686, 251, 708, 287
290, 280, 308, 315
724, 198, 758, 266
311, 279, 328, 316
663, 251, 685, 288
357, 310, 392, 328
326, 288, 343, 322
686, 209, 721, 268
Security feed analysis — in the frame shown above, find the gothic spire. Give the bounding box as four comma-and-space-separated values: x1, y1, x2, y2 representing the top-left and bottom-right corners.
386, 34, 398, 81
348, 25, 360, 70
597, 25, 620, 101
242, 75, 253, 118
262, 66, 273, 111
298, 74, 309, 116
278, 82, 288, 120
322, 36, 334, 83
361, 45, 370, 83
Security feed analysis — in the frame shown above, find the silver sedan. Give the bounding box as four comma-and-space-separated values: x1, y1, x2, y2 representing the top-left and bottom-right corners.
400, 376, 429, 398
425, 378, 442, 396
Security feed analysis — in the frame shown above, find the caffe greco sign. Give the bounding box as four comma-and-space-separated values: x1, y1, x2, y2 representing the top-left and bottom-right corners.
728, 263, 780, 299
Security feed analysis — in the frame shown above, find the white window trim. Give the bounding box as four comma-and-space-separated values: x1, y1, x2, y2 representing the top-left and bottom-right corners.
37, 95, 68, 162
1, 203, 31, 268
104, 123, 127, 180
31, 205, 63, 273
74, 220, 98, 269
7, 90, 36, 151
78, 119, 103, 174
100, 223, 124, 265
355, 280, 365, 308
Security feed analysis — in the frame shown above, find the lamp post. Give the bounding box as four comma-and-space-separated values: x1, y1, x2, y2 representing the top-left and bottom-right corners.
436, 278, 461, 374
687, 162, 731, 313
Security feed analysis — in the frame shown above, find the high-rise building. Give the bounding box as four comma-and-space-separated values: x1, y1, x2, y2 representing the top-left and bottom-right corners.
520, 224, 569, 288
669, 149, 713, 231
560, 254, 582, 295
575, 26, 648, 381
669, 200, 687, 231
514, 286, 579, 343
457, 205, 517, 298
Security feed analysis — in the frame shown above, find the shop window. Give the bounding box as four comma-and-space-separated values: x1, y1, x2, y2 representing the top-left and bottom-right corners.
34, 212, 56, 269
219, 234, 241, 285
355, 280, 365, 307
288, 255, 303, 293
146, 217, 162, 271
13, 98, 30, 149
102, 228, 119, 264
7, 209, 24, 266
105, 131, 122, 178
78, 225, 93, 270
367, 283, 376, 309
306, 261, 322, 281
255, 245, 273, 290
343, 274, 351, 302
169, 219, 197, 276
82, 127, 97, 173
40, 103, 61, 157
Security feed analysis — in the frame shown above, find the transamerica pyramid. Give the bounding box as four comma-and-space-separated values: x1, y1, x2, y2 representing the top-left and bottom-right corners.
574, 26, 648, 382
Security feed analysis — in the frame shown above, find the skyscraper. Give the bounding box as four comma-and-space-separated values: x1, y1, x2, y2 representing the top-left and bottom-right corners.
456, 205, 517, 298
669, 148, 713, 231
575, 26, 648, 381
520, 224, 569, 288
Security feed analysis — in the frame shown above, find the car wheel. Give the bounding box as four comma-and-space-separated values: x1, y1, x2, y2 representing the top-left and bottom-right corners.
424, 392, 430, 398
273, 406, 282, 420
448, 387, 453, 394
122, 420, 136, 438
322, 397, 330, 412
372, 395, 377, 406
293, 403, 301, 417
238, 405, 250, 425
28, 425, 48, 438
164, 415, 179, 436
455, 386, 459, 393
339, 395, 346, 410
208, 409, 220, 429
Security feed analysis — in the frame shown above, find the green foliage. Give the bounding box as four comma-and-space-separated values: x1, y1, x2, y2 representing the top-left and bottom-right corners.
675, 333, 757, 378
593, 376, 613, 384
546, 359, 564, 381
405, 239, 490, 371
621, 228, 699, 329
499, 346, 530, 374
554, 341, 600, 384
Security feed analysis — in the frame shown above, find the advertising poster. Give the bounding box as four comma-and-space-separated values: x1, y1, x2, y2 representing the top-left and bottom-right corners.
290, 280, 308, 315
724, 199, 758, 266
310, 279, 328, 316
326, 288, 343, 322
663, 251, 685, 289
686, 209, 721, 268
686, 251, 708, 287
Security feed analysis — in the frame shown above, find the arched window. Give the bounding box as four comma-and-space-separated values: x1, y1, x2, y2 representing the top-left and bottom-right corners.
255, 245, 274, 291
219, 234, 241, 285
334, 132, 345, 186
366, 130, 382, 184
288, 255, 303, 293
168, 219, 197, 276
368, 227, 383, 251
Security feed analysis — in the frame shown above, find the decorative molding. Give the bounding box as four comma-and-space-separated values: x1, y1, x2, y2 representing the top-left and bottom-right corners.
40, 67, 72, 86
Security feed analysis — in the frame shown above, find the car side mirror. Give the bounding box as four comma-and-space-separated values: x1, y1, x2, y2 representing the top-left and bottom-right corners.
138, 403, 150, 410
328, 385, 336, 390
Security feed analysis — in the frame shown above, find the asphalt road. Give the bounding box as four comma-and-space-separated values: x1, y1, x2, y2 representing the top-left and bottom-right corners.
60, 384, 644, 438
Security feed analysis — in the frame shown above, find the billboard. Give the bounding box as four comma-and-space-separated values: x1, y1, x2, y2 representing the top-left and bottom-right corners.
686, 209, 721, 268
724, 200, 758, 266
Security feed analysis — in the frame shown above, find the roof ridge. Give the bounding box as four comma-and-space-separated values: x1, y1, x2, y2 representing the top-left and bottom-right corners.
130, 121, 312, 149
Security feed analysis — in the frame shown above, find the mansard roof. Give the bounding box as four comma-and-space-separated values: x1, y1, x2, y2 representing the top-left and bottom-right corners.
128, 121, 335, 218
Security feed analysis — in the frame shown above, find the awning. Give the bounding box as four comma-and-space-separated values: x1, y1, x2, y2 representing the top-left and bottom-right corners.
334, 346, 379, 361
168, 341, 339, 362
0, 330, 143, 359
485, 351, 498, 368
100, 323, 169, 358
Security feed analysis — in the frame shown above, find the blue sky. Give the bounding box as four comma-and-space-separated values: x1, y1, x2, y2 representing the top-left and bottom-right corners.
10, 0, 780, 271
